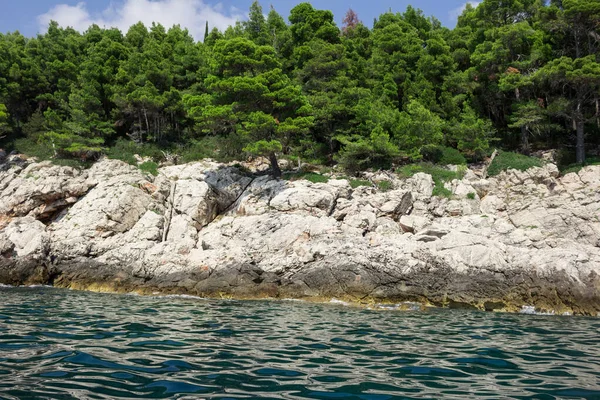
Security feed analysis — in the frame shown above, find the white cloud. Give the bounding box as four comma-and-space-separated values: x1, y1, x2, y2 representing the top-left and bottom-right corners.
37, 0, 245, 41
449, 1, 481, 22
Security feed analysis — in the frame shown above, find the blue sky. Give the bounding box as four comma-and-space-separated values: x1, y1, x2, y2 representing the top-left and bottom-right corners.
0, 0, 479, 40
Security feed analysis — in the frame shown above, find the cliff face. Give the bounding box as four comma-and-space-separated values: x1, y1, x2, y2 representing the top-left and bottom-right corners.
1, 155, 600, 315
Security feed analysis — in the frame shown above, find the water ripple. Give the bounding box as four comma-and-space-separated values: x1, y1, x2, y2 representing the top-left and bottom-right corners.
0, 287, 599, 399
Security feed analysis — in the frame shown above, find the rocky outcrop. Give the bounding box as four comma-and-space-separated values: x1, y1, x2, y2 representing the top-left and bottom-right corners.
1, 154, 600, 315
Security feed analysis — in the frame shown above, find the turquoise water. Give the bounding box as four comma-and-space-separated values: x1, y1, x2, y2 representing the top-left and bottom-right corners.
0, 287, 599, 399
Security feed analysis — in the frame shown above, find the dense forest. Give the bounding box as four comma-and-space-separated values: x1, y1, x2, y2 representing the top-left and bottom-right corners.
1, 0, 600, 176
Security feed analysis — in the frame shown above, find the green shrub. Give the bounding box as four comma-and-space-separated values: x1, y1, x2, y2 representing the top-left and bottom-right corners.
13, 137, 55, 160
467, 192, 476, 200
433, 185, 452, 198
420, 145, 467, 165
139, 161, 159, 176
487, 151, 543, 177
180, 134, 247, 163
106, 145, 136, 165
377, 180, 393, 192
38, 131, 104, 159
335, 127, 400, 174
440, 147, 467, 165
180, 139, 213, 163
106, 138, 163, 165
397, 163, 460, 183
349, 179, 371, 189
561, 165, 583, 175
319, 166, 333, 175
559, 155, 600, 175
282, 171, 329, 183
420, 145, 444, 164
11, 137, 93, 168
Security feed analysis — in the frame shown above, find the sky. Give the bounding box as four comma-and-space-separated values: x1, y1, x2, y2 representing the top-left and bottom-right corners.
0, 0, 481, 41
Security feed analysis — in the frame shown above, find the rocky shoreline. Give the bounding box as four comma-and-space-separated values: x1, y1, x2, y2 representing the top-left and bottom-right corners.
1, 155, 599, 315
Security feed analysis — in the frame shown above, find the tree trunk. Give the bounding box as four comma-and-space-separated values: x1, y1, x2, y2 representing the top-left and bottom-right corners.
156, 114, 160, 141
514, 88, 529, 154
137, 113, 143, 143
269, 152, 282, 178
521, 125, 530, 154
596, 97, 599, 128
576, 119, 585, 164
143, 107, 150, 140
575, 99, 585, 164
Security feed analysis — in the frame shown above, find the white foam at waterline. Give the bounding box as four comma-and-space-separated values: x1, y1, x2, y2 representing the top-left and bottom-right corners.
0, 284, 14, 288
520, 305, 555, 316
143, 293, 209, 300
373, 302, 423, 311
329, 298, 350, 306
21, 285, 53, 288
162, 294, 207, 300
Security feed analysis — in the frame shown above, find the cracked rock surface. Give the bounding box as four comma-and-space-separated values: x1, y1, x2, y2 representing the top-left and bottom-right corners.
1, 155, 600, 315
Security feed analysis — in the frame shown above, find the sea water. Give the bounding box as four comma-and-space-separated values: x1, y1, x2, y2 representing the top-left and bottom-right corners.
0, 286, 599, 399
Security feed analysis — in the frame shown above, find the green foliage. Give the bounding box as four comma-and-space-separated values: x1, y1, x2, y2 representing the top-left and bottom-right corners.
179, 138, 218, 163
336, 127, 400, 173
243, 139, 282, 156
396, 100, 444, 160
139, 161, 159, 176
560, 156, 600, 175
349, 179, 371, 189
467, 192, 476, 200
0, 103, 9, 134
448, 105, 495, 160
9, 137, 93, 168
12, 137, 56, 160
0, 0, 598, 177
38, 131, 104, 159
432, 185, 453, 198
397, 163, 464, 198
441, 147, 468, 165
486, 151, 544, 177
282, 171, 329, 183
105, 138, 164, 164
420, 145, 467, 165
377, 180, 393, 192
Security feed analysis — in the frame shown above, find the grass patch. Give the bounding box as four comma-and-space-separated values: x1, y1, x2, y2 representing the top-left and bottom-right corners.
397, 163, 465, 198
282, 171, 329, 183
139, 161, 159, 176
397, 163, 464, 182
420, 145, 467, 165
377, 180, 393, 192
333, 176, 372, 189
486, 151, 543, 177
467, 192, 476, 200
433, 185, 452, 198
180, 134, 247, 163
106, 138, 164, 165
180, 138, 217, 163
559, 156, 600, 175
9, 137, 93, 168
349, 179, 371, 189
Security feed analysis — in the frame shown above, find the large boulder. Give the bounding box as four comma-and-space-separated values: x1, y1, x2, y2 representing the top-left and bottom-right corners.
1, 217, 49, 258
0, 161, 92, 221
